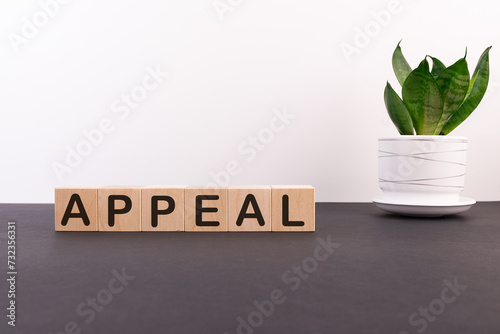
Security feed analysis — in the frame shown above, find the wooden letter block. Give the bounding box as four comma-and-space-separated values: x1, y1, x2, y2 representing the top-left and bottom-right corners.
185, 186, 227, 232
98, 186, 141, 232
141, 186, 185, 232
271, 186, 315, 232
55, 187, 98, 231
228, 186, 271, 232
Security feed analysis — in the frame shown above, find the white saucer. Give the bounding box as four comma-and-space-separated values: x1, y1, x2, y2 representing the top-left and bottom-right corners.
372, 197, 476, 217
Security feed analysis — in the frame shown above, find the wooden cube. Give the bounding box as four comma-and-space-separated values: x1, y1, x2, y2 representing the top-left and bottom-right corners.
185, 186, 227, 232
98, 186, 142, 232
141, 186, 185, 231
271, 186, 315, 232
55, 187, 98, 231
228, 186, 271, 232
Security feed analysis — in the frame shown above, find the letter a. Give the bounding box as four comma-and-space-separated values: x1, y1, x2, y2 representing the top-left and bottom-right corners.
236, 194, 265, 226
61, 194, 90, 226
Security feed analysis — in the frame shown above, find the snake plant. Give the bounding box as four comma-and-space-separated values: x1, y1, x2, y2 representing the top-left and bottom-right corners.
384, 42, 491, 135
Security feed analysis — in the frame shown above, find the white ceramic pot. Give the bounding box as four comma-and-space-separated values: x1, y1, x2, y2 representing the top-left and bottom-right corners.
378, 136, 468, 205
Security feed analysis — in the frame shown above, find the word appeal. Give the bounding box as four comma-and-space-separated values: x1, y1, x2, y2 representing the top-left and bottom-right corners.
55, 186, 315, 232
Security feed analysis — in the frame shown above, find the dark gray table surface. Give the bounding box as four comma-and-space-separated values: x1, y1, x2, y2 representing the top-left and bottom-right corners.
1, 202, 499, 334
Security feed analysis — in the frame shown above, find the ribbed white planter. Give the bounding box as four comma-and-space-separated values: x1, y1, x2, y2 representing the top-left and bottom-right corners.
378, 136, 468, 205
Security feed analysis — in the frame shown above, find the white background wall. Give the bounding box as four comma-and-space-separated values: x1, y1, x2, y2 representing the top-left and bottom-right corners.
1, 0, 499, 203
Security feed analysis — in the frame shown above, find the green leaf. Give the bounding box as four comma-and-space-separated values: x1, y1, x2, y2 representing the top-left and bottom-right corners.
384, 82, 414, 135
433, 57, 470, 134
441, 46, 492, 134
392, 41, 412, 86
429, 57, 446, 79
402, 59, 444, 135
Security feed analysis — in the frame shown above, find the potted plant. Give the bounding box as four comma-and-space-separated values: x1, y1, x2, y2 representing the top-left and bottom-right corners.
374, 42, 491, 216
